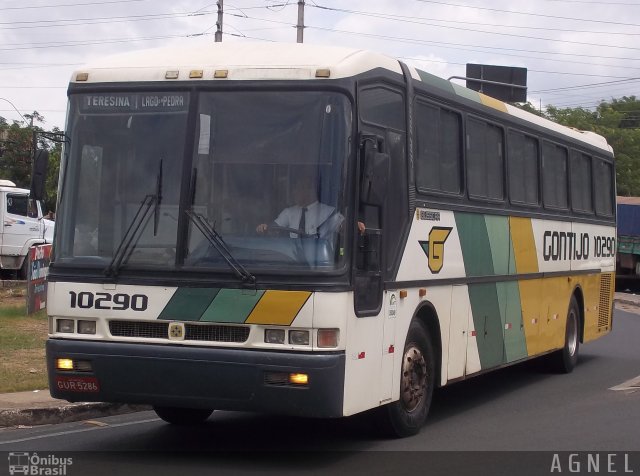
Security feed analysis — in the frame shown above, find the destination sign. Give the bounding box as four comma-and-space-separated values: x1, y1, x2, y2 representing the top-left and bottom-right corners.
78, 92, 189, 113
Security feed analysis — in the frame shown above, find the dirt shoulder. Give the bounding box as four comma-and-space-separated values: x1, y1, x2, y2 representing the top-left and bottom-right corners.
0, 283, 48, 393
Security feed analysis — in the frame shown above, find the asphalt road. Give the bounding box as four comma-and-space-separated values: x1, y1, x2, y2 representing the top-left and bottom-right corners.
0, 307, 638, 475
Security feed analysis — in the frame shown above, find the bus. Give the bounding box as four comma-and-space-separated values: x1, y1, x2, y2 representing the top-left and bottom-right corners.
45, 42, 616, 437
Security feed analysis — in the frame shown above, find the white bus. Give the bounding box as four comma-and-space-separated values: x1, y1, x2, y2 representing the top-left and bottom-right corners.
46, 42, 615, 437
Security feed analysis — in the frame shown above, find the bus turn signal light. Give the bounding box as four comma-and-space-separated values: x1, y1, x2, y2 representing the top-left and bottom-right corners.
317, 329, 339, 348
56, 359, 74, 371
289, 373, 309, 385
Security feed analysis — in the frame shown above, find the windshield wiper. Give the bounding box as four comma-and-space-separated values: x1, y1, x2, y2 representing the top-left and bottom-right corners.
185, 209, 256, 286
104, 194, 156, 277
104, 161, 163, 277
153, 159, 163, 235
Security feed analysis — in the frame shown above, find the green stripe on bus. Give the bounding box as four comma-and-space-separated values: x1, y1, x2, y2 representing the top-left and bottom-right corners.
468, 283, 505, 369
452, 83, 483, 104
416, 70, 456, 95
485, 215, 510, 275
498, 281, 528, 362
158, 287, 220, 321
200, 288, 265, 323
454, 212, 494, 276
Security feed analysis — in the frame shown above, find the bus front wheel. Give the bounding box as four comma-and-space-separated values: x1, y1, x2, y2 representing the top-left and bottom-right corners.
376, 320, 435, 438
153, 406, 213, 425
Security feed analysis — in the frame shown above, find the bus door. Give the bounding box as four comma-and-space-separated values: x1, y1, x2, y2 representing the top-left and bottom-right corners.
355, 83, 408, 402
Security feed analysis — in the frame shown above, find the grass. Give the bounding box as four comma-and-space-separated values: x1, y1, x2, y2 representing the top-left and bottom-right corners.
0, 286, 49, 393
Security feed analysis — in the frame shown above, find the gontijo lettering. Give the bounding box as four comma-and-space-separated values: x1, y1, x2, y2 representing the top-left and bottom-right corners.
542, 231, 616, 261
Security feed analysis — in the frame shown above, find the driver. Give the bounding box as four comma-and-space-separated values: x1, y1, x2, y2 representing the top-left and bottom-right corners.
256, 177, 342, 238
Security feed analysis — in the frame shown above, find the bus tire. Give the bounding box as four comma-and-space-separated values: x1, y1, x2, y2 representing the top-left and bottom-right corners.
376, 320, 435, 438
549, 296, 580, 374
153, 406, 213, 425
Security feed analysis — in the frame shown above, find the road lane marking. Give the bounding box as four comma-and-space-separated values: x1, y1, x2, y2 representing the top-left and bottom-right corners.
0, 417, 159, 445
609, 375, 640, 392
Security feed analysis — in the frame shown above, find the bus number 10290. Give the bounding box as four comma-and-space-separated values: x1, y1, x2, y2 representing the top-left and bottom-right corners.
68, 291, 148, 311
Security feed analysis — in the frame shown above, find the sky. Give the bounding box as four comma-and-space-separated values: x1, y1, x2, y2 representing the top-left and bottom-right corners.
1, 0, 640, 131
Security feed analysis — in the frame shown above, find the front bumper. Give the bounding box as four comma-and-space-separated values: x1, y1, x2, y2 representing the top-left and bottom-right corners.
47, 339, 345, 418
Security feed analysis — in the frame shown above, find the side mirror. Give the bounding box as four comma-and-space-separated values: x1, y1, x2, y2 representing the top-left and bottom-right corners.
30, 149, 49, 201
360, 144, 389, 207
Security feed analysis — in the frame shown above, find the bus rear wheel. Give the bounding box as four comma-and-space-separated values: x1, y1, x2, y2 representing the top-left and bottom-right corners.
549, 296, 580, 373
153, 406, 213, 425
376, 320, 435, 438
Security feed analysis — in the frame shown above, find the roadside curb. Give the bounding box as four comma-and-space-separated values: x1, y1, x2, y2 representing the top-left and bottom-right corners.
0, 403, 150, 428
614, 296, 640, 308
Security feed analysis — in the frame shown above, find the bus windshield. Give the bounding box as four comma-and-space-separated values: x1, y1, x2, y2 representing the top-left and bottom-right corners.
55, 90, 352, 274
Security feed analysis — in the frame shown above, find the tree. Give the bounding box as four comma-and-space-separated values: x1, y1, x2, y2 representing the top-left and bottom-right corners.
0, 112, 60, 211
541, 98, 640, 196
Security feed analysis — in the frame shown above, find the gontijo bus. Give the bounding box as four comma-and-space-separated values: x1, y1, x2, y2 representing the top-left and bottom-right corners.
46, 42, 616, 437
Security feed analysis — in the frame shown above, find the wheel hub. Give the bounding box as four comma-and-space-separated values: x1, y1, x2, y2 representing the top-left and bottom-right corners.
400, 345, 428, 412
567, 310, 578, 356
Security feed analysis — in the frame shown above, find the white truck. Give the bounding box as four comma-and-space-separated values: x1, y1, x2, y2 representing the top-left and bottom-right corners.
0, 179, 54, 278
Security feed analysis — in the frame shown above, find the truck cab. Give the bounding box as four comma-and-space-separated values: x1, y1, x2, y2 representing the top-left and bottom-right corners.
0, 179, 54, 278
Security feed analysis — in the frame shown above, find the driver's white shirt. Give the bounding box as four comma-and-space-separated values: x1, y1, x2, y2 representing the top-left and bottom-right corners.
274, 201, 342, 238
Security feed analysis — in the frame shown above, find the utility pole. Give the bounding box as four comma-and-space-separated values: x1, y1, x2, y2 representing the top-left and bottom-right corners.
215, 0, 223, 42
296, 0, 304, 43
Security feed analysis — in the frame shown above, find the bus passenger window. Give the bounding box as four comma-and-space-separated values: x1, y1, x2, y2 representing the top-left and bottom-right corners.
415, 102, 462, 195
508, 131, 539, 206
570, 151, 593, 213
467, 118, 504, 201
594, 159, 614, 216
542, 142, 568, 210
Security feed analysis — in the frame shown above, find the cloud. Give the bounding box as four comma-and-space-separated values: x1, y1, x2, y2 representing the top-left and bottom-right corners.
0, 0, 636, 128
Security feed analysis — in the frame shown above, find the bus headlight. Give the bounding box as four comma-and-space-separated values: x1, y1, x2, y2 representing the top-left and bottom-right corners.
265, 329, 285, 344
56, 319, 75, 333
78, 320, 96, 335
289, 330, 310, 346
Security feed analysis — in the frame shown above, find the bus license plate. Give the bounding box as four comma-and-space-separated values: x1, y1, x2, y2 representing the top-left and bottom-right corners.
55, 376, 100, 393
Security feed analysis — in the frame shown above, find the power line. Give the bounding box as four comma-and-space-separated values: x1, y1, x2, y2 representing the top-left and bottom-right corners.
544, 0, 640, 5
310, 4, 640, 49
531, 78, 640, 93
301, 23, 640, 62
413, 0, 640, 27
0, 0, 148, 11
0, 98, 27, 124
0, 11, 215, 30
0, 86, 67, 89
397, 56, 635, 79
0, 32, 202, 51
221, 13, 640, 73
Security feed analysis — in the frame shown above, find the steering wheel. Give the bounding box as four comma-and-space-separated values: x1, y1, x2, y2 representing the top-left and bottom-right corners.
266, 225, 310, 237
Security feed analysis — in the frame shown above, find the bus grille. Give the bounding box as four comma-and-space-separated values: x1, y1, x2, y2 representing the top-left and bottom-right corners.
598, 273, 613, 330
109, 321, 250, 343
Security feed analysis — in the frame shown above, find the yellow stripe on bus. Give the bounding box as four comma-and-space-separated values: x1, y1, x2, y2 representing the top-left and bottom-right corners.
509, 217, 544, 354
479, 93, 508, 113
509, 217, 539, 274
245, 291, 311, 325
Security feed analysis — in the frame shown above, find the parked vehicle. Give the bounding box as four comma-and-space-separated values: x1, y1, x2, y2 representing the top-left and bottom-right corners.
616, 196, 640, 276
0, 179, 54, 278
